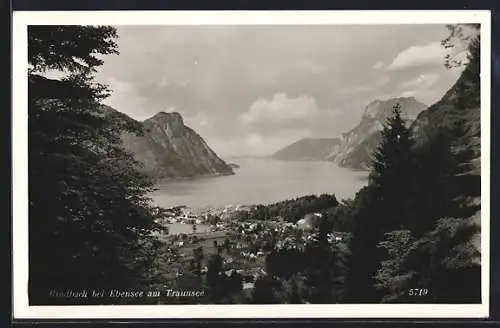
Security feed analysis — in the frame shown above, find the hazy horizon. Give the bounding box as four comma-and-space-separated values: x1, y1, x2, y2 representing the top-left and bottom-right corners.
84, 25, 468, 157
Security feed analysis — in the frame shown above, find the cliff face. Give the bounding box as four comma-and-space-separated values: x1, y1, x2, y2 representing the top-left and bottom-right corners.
104, 106, 234, 179
327, 97, 427, 170
271, 97, 426, 168
271, 138, 340, 161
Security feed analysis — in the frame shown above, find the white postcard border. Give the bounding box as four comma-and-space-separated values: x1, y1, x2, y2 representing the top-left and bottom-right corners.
12, 10, 491, 319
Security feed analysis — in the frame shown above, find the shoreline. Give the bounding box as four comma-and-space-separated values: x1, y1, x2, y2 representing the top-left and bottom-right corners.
153, 171, 235, 184
150, 159, 369, 210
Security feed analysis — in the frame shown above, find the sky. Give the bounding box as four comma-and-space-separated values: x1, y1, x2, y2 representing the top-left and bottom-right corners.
93, 24, 466, 158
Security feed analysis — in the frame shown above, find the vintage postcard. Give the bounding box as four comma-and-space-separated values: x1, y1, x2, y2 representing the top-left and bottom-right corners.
12, 10, 491, 319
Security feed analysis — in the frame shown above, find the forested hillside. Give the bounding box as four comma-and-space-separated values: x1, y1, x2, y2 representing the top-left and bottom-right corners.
242, 24, 482, 304
28, 26, 166, 305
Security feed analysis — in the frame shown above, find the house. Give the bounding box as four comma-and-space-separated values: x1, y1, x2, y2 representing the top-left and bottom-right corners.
297, 213, 323, 231
243, 282, 255, 290
164, 210, 176, 217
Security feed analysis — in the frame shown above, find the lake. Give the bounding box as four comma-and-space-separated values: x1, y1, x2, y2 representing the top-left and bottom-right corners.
150, 158, 369, 209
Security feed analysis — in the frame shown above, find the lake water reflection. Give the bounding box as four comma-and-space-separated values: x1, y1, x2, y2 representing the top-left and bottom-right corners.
151, 158, 368, 209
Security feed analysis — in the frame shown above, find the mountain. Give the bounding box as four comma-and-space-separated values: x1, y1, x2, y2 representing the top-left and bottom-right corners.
410, 63, 481, 251
327, 97, 427, 170
270, 97, 426, 168
103, 106, 234, 179
411, 56, 481, 258
271, 138, 341, 161
411, 79, 480, 175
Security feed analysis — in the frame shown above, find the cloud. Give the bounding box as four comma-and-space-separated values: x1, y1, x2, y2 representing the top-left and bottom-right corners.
184, 112, 214, 131
401, 73, 440, 89
373, 61, 385, 69
375, 76, 391, 87
241, 93, 319, 124
158, 76, 171, 88
399, 72, 441, 101
400, 90, 417, 98
102, 77, 150, 120
245, 133, 264, 147
341, 76, 390, 96
387, 42, 447, 70
93, 25, 463, 157
208, 129, 313, 158
293, 59, 324, 74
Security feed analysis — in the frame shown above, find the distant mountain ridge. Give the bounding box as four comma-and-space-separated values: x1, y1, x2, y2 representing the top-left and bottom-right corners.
103, 106, 234, 179
271, 137, 340, 161
327, 96, 427, 170
271, 97, 427, 168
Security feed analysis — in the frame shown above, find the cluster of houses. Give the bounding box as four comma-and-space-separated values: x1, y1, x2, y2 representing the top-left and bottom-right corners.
154, 204, 348, 247
158, 205, 349, 292
154, 205, 325, 232
154, 208, 204, 226
153, 205, 249, 232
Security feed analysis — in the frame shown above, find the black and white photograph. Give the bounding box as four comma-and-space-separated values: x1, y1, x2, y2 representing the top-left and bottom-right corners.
12, 10, 491, 319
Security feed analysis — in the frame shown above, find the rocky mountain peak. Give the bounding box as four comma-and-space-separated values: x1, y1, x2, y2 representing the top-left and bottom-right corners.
326, 97, 426, 170
362, 97, 425, 121
102, 107, 233, 179
144, 111, 185, 134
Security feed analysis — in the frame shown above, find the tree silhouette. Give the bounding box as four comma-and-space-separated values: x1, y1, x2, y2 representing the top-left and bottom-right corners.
376, 118, 481, 303
345, 103, 414, 302
28, 26, 163, 305
206, 254, 226, 303
251, 276, 278, 304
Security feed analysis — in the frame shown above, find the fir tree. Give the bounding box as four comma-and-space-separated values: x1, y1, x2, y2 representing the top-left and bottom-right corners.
303, 218, 347, 303
376, 120, 481, 303
28, 26, 164, 304
348, 24, 481, 304
374, 229, 417, 303
345, 104, 414, 302
206, 254, 226, 303
369, 103, 414, 231
415, 216, 480, 303
407, 125, 456, 236
304, 219, 334, 303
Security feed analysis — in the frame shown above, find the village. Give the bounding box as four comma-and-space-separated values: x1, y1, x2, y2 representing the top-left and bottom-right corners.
152, 204, 348, 300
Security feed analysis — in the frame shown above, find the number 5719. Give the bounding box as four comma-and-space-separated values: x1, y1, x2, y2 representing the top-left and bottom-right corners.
409, 288, 429, 296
